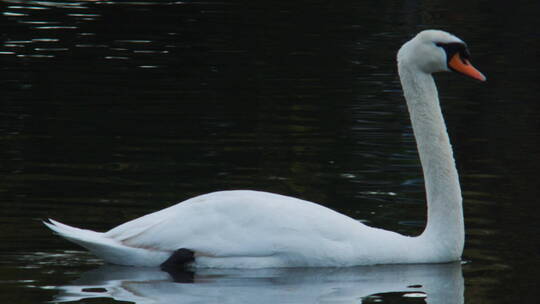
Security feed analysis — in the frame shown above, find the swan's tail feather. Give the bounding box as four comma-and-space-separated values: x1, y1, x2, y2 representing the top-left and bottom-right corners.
44, 219, 107, 244
43, 219, 167, 266
43, 219, 120, 256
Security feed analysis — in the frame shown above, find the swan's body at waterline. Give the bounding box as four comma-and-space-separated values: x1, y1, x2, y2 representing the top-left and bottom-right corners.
45, 190, 453, 268
45, 30, 485, 268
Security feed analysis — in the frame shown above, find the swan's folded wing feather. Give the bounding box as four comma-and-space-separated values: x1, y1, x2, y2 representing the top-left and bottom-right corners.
105, 191, 371, 259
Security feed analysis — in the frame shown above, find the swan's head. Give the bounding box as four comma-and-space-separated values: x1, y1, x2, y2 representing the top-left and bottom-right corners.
397, 30, 486, 81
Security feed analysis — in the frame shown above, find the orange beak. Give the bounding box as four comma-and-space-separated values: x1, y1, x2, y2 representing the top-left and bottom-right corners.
449, 53, 486, 81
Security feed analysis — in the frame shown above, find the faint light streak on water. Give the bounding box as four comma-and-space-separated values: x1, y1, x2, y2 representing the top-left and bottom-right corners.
34, 25, 79, 30
105, 56, 130, 60
16, 54, 55, 58
116, 40, 153, 44
3, 11, 29, 16
67, 13, 101, 17
133, 50, 169, 54
75, 44, 108, 48
17, 20, 60, 24
31, 38, 60, 42
20, 1, 88, 9
34, 48, 69, 52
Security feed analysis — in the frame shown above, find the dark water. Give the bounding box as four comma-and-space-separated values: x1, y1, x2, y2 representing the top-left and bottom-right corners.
1, 0, 539, 303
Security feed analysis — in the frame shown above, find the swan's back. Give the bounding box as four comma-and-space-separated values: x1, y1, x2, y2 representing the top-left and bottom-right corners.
106, 191, 380, 265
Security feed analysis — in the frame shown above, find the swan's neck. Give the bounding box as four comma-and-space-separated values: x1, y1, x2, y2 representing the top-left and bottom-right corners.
398, 65, 464, 256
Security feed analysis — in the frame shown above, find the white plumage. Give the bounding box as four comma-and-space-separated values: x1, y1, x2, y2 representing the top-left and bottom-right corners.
45, 30, 485, 268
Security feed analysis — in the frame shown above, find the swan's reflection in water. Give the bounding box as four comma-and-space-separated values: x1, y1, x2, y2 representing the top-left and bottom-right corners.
54, 262, 463, 304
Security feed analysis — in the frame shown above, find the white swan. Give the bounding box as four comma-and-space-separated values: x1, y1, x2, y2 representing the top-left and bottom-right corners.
45, 30, 485, 268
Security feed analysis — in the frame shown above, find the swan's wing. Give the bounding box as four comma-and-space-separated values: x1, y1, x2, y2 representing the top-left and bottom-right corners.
103, 190, 369, 258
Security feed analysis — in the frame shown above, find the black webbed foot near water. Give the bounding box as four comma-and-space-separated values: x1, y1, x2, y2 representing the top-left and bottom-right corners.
160, 248, 195, 270
160, 248, 195, 283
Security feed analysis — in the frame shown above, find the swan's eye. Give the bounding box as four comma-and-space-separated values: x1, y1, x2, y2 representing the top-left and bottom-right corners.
435, 42, 471, 63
